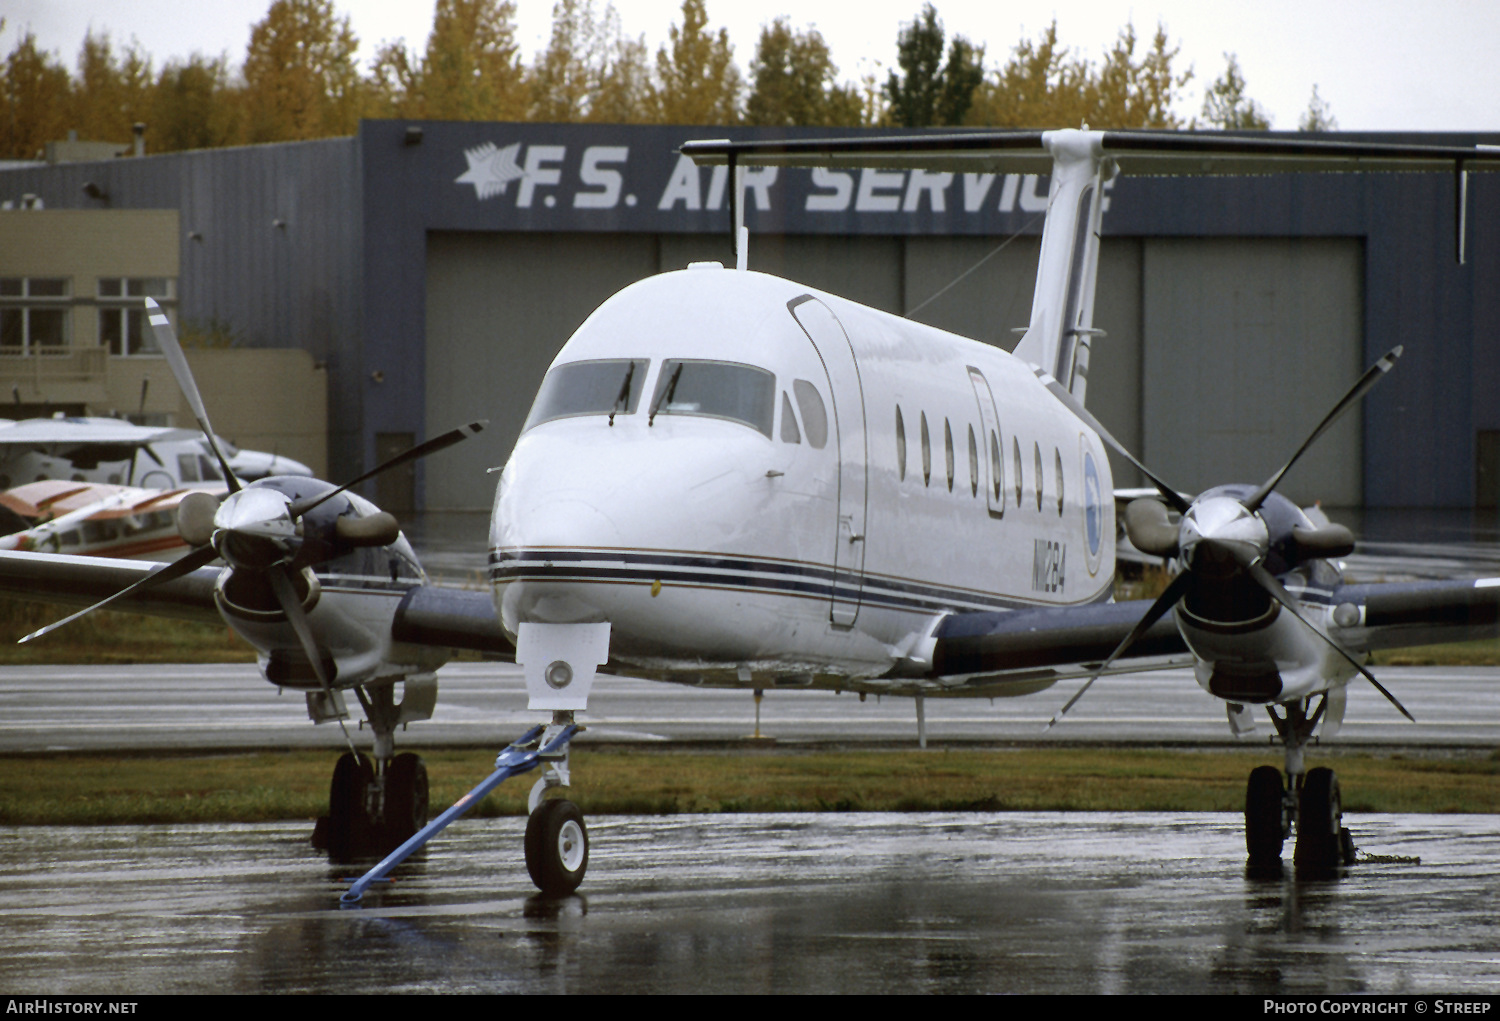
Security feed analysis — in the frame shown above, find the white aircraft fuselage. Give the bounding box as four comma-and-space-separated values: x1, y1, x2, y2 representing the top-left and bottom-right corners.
492, 265, 1115, 691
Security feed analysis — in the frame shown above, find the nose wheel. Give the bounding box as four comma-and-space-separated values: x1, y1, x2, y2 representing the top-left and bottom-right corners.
525, 799, 589, 894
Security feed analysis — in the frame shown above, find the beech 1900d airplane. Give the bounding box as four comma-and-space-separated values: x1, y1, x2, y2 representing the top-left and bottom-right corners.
1, 129, 1499, 896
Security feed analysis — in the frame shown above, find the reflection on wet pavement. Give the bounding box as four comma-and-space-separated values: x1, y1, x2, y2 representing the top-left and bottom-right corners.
3, 812, 1498, 993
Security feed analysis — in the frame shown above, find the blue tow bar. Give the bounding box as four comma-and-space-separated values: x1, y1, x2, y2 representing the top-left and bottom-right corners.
339, 723, 578, 906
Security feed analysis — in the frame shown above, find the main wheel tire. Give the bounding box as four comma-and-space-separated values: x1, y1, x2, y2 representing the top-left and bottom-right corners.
1294, 766, 1343, 869
1245, 765, 1286, 865
385, 753, 430, 845
328, 752, 375, 860
525, 799, 589, 895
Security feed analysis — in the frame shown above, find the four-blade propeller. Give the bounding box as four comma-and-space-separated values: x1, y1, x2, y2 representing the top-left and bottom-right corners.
22, 299, 486, 731
1039, 346, 1410, 728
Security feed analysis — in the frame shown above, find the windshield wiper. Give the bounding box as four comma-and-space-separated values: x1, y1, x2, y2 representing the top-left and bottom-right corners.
649, 363, 683, 427
609, 361, 636, 427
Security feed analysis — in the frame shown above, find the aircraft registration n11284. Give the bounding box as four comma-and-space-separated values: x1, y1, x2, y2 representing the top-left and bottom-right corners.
2, 129, 1499, 898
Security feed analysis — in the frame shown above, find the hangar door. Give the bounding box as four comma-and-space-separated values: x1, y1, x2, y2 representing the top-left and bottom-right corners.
1141, 238, 1364, 508
424, 232, 658, 511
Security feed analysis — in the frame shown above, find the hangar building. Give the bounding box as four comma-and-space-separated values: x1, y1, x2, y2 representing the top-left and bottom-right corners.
2, 121, 1495, 525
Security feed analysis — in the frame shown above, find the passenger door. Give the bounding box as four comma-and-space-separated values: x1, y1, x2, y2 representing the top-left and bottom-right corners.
788, 295, 867, 627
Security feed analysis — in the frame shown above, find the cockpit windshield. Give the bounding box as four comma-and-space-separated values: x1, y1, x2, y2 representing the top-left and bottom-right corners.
523, 359, 648, 431
648, 359, 775, 437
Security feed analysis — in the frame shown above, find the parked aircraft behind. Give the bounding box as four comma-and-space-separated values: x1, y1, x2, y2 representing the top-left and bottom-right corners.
1, 129, 1498, 896
0, 479, 226, 560
0, 417, 312, 490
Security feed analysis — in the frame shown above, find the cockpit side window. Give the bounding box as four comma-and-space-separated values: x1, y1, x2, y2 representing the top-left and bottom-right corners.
780, 392, 802, 443
792, 380, 828, 449
648, 359, 775, 438
523, 358, 648, 431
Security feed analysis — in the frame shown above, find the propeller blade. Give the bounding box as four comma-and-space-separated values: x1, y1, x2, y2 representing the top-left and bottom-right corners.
288, 420, 487, 518
266, 564, 358, 757
265, 564, 332, 691
1029, 365, 1191, 515
1245, 560, 1415, 722
1046, 568, 1194, 729
1244, 346, 1402, 512
20, 543, 221, 643
143, 297, 242, 494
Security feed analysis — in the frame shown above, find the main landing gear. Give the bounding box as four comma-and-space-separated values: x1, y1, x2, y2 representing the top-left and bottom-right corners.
312, 683, 432, 860
1243, 697, 1357, 872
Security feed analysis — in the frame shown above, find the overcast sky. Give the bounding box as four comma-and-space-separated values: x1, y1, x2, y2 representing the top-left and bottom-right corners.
5, 0, 1498, 132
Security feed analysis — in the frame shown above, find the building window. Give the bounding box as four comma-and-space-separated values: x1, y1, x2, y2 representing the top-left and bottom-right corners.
98, 278, 174, 356
0, 278, 70, 354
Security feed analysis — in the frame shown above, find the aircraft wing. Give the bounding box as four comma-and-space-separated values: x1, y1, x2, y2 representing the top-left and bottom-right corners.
919, 575, 1500, 697
0, 419, 181, 447
912, 598, 1189, 698
0, 549, 222, 625
0, 548, 516, 658
1329, 578, 1500, 652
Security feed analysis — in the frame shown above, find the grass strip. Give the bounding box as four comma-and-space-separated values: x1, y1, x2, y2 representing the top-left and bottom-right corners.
1, 746, 1497, 826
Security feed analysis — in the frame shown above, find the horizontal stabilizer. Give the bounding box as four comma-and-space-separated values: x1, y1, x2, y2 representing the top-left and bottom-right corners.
683, 130, 1500, 176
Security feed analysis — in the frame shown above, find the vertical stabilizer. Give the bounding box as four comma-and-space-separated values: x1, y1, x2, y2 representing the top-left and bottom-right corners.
1011, 130, 1115, 405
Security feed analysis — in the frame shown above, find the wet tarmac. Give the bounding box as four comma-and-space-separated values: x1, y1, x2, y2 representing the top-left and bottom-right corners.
3, 812, 1499, 994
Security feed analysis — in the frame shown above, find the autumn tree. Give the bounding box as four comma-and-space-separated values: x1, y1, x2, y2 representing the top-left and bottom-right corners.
0, 29, 73, 159
652, 0, 741, 125
1088, 22, 1190, 128
420, 0, 528, 120
1299, 84, 1338, 132
529, 0, 653, 123
967, 20, 1085, 128
70, 32, 157, 144
967, 20, 1190, 129
588, 16, 653, 124
242, 0, 364, 142
883, 4, 984, 128
744, 18, 861, 127
152, 54, 240, 152
1200, 53, 1270, 130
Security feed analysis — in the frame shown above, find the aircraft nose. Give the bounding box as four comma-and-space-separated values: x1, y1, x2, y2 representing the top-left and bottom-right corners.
498, 496, 623, 551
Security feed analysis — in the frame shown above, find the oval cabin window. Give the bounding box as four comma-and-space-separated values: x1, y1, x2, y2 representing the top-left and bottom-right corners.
1055, 448, 1065, 516
968, 425, 978, 497
1034, 442, 1044, 512
920, 412, 931, 487
896, 407, 906, 480
944, 419, 954, 492
1013, 436, 1022, 508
